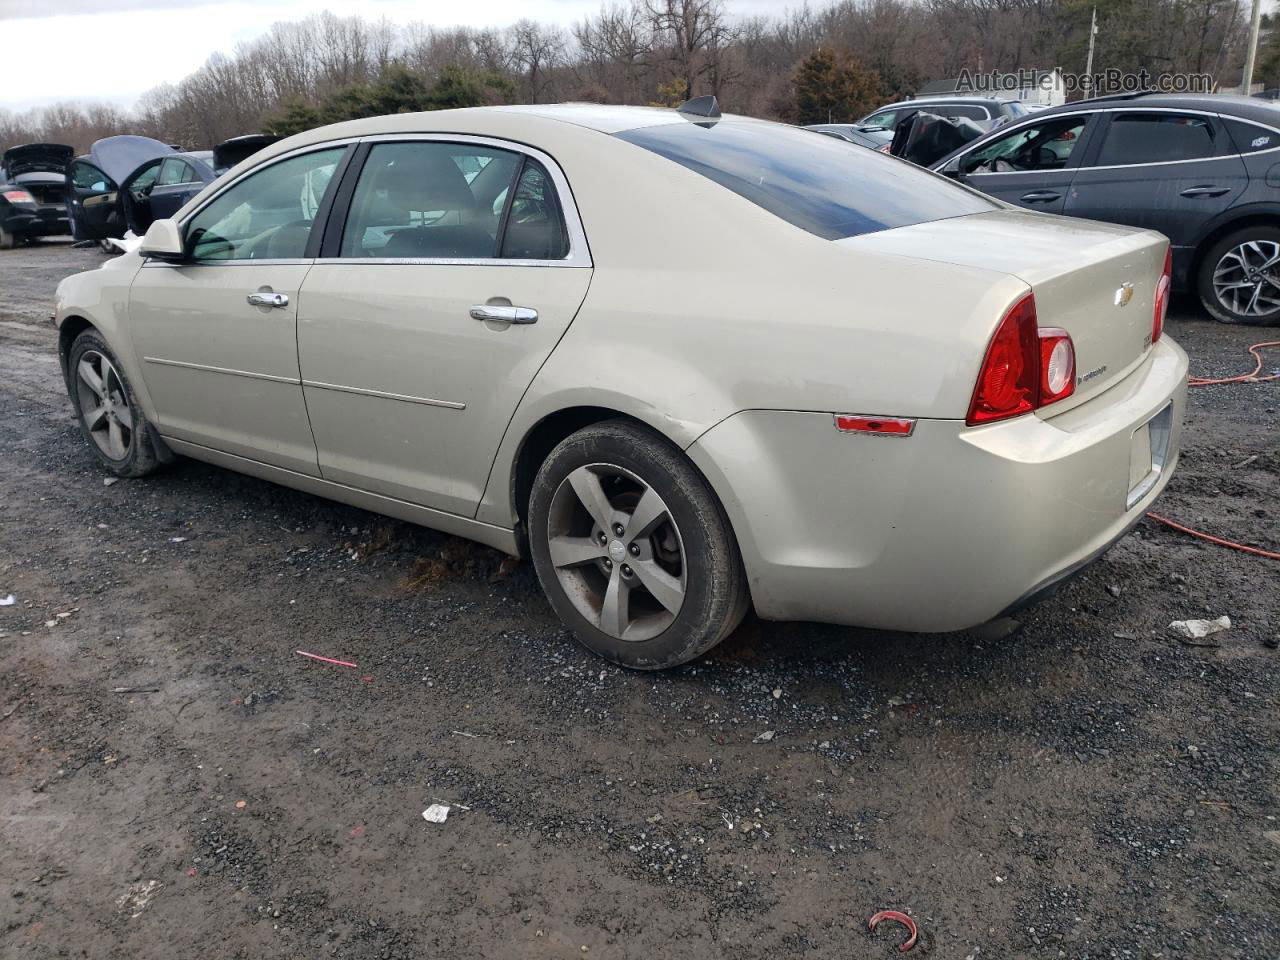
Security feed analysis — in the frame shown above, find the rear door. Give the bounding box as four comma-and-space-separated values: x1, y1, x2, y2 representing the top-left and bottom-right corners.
1065, 110, 1248, 259
944, 112, 1097, 215
296, 137, 592, 517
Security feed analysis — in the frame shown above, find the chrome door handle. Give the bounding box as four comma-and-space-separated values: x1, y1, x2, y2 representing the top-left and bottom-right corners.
247, 292, 289, 308
1179, 185, 1230, 198
469, 304, 537, 324
1019, 191, 1061, 202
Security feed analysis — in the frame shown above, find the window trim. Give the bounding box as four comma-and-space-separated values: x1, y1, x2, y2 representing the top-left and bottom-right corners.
317, 133, 591, 268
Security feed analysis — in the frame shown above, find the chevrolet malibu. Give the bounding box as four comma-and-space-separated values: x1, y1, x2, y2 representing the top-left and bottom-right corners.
53, 99, 1188, 669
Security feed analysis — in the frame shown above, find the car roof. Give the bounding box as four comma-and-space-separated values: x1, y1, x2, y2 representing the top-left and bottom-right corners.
878, 97, 1017, 108
1017, 92, 1280, 125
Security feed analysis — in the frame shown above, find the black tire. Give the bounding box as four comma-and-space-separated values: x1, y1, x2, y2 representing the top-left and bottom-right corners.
1197, 225, 1280, 325
528, 419, 749, 670
67, 328, 162, 478
0, 227, 16, 250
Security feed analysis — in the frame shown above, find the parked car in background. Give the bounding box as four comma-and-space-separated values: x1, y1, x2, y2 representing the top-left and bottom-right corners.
53, 100, 1186, 668
806, 123, 893, 152
68, 136, 215, 246
212, 134, 281, 175
68, 134, 280, 246
0, 143, 73, 248
861, 97, 1027, 132
932, 92, 1280, 325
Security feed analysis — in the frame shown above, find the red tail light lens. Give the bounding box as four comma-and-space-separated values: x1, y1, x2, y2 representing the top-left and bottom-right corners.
1038, 328, 1075, 404
3, 189, 36, 205
1152, 245, 1171, 344
967, 293, 1039, 425
967, 294, 1076, 426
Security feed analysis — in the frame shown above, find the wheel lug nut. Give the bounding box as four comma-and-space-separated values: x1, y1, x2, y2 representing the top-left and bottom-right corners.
621, 564, 632, 577
613, 523, 624, 536
598, 532, 607, 545
603, 558, 612, 568
629, 543, 640, 556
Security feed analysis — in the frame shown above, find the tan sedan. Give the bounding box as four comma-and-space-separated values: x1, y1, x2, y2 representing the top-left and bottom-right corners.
53, 99, 1187, 668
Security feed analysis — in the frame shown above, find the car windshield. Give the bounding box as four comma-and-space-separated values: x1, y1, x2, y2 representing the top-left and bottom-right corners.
615, 120, 996, 240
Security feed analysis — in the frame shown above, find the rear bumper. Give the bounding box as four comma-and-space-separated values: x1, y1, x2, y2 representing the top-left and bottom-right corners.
2, 205, 68, 237
687, 337, 1188, 632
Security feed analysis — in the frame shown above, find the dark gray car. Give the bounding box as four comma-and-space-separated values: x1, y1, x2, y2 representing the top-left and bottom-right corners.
805, 124, 893, 152
932, 92, 1280, 325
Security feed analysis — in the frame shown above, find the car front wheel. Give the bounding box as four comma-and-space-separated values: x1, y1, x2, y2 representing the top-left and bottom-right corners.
1198, 226, 1280, 325
67, 329, 162, 478
528, 420, 749, 670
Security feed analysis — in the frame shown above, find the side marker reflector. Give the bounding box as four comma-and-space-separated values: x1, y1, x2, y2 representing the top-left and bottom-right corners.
834, 414, 916, 437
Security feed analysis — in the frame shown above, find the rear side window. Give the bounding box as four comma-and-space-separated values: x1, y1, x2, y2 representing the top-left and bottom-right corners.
933, 105, 989, 122
157, 157, 196, 186
1223, 117, 1279, 154
1095, 113, 1219, 166
615, 120, 996, 241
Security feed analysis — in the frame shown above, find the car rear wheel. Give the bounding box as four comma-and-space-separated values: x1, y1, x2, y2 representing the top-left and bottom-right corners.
67, 329, 162, 478
0, 227, 17, 250
528, 420, 749, 670
1198, 226, 1280, 325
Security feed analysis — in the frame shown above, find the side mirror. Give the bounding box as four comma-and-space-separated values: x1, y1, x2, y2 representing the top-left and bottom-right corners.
139, 218, 186, 262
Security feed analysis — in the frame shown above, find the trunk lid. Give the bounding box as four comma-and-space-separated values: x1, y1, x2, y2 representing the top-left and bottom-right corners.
837, 209, 1168, 411
3, 143, 73, 178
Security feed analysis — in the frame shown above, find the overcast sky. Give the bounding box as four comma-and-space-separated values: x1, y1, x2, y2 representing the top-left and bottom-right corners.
0, 0, 786, 113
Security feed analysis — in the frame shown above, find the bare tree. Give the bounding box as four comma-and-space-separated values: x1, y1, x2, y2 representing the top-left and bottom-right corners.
509, 19, 566, 103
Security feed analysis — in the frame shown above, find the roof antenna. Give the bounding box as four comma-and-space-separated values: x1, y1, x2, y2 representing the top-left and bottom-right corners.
677, 95, 721, 119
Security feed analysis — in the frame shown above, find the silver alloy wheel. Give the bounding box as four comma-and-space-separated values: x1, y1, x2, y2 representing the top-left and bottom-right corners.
75, 350, 133, 460
546, 463, 687, 642
1212, 240, 1280, 317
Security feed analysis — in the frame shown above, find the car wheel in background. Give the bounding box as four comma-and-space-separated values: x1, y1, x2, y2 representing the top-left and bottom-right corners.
67, 329, 162, 478
1198, 225, 1280, 325
528, 419, 749, 670
0, 227, 16, 249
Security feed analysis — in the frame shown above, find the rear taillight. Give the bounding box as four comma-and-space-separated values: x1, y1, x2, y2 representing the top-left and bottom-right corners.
1152, 245, 1171, 344
966, 293, 1076, 426
3, 189, 35, 205
1038, 329, 1075, 404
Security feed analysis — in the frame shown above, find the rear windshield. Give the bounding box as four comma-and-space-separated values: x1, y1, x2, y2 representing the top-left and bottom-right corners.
615, 120, 996, 240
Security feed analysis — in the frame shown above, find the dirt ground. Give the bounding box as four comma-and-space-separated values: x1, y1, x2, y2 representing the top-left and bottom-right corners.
1, 239, 1277, 960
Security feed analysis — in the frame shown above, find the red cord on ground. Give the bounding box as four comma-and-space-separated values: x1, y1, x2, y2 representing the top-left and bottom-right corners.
1187, 340, 1280, 387
1146, 512, 1280, 561
868, 910, 918, 953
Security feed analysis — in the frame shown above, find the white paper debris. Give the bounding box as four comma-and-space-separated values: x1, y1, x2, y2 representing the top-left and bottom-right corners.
0, 595, 14, 606
1168, 616, 1231, 640
752, 730, 776, 743
421, 803, 450, 823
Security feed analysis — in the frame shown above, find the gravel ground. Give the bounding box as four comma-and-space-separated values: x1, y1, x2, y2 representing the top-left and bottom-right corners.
1, 239, 1278, 959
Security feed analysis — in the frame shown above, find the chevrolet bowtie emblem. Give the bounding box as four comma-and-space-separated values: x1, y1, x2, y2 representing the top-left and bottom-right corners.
1115, 282, 1134, 307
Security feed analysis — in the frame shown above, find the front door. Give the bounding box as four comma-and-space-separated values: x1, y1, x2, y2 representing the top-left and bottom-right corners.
127, 145, 348, 475
67, 159, 119, 241
946, 112, 1096, 215
297, 139, 592, 517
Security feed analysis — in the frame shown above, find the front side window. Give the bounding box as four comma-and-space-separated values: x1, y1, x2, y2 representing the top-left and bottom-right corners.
963, 116, 1088, 172
863, 110, 899, 129
616, 120, 996, 241
187, 147, 343, 261
340, 142, 569, 260
71, 160, 114, 193
1095, 113, 1218, 166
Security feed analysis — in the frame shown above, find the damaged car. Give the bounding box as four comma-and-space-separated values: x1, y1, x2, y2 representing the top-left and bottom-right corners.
0, 143, 73, 248
54, 100, 1187, 669
67, 136, 215, 247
